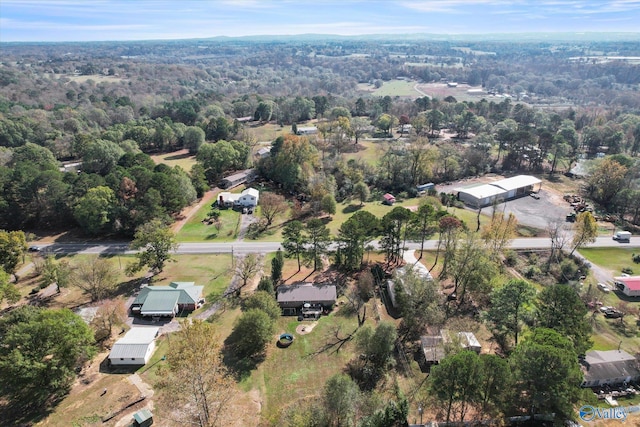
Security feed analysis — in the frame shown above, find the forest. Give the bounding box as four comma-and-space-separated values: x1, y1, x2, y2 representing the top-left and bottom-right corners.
1, 36, 640, 237
1, 35, 640, 426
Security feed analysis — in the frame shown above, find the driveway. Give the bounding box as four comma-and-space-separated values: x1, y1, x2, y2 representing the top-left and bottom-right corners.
237, 210, 258, 241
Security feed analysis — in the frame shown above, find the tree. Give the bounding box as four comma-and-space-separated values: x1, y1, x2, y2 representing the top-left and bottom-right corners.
429, 350, 483, 424
536, 284, 592, 355
90, 299, 127, 343
40, 255, 72, 294
228, 308, 275, 359
376, 113, 395, 136
353, 181, 370, 206
380, 207, 412, 265
394, 267, 444, 341
183, 126, 205, 154
335, 210, 379, 271
235, 253, 262, 290
436, 215, 463, 277
477, 354, 511, 418
271, 249, 284, 284
73, 186, 115, 235
128, 219, 178, 274
320, 193, 337, 217
157, 320, 235, 427
484, 279, 536, 352
351, 116, 370, 145
243, 290, 281, 320
257, 276, 274, 295
304, 218, 330, 272
586, 157, 628, 208
71, 256, 119, 301
0, 267, 19, 304
353, 322, 397, 389
0, 306, 95, 408
449, 232, 497, 307
81, 139, 125, 175
511, 328, 583, 421
259, 192, 288, 226
0, 229, 26, 275
481, 210, 518, 260
409, 203, 438, 261
323, 374, 359, 427
282, 220, 305, 271
570, 211, 598, 255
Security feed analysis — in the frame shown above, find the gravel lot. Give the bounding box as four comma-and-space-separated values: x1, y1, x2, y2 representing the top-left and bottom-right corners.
437, 176, 570, 231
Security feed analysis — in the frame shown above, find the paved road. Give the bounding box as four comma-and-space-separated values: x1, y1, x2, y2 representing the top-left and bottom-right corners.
35, 236, 640, 255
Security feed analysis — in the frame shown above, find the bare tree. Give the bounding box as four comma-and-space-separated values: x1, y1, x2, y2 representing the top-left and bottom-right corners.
91, 299, 127, 343
259, 192, 288, 226
71, 256, 119, 301
547, 218, 571, 267
235, 253, 263, 291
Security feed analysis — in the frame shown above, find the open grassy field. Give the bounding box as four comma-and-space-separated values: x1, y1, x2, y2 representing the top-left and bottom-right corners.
149, 149, 197, 171
363, 79, 422, 97
343, 139, 390, 166
578, 247, 638, 276
245, 122, 290, 142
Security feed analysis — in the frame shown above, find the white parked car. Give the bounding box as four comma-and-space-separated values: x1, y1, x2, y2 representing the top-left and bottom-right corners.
597, 283, 610, 293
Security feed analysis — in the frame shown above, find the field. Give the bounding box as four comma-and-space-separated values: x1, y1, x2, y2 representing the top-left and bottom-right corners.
357, 79, 423, 97
149, 149, 197, 170
415, 82, 499, 103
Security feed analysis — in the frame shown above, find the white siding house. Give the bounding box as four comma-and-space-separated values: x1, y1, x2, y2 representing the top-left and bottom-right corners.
109, 327, 159, 366
239, 188, 259, 207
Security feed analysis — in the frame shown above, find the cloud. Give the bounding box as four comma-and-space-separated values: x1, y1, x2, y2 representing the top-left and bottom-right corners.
399, 0, 514, 13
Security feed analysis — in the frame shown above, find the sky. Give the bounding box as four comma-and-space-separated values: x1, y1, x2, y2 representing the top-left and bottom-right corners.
1, 0, 640, 42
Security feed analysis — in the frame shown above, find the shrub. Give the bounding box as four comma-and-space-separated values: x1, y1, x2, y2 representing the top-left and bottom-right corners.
525, 265, 541, 279
504, 250, 518, 267
632, 253, 640, 264
622, 267, 634, 275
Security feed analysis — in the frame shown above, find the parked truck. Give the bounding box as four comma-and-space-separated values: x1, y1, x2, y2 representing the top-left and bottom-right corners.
613, 231, 632, 242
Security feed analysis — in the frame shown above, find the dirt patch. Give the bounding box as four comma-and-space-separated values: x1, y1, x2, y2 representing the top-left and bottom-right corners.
296, 321, 318, 335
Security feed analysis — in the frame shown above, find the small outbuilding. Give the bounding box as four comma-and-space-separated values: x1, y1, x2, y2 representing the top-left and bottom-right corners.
133, 409, 154, 427
614, 276, 640, 297
277, 283, 337, 316
416, 183, 435, 193
382, 193, 396, 205
296, 126, 318, 135
109, 327, 159, 366
220, 169, 255, 189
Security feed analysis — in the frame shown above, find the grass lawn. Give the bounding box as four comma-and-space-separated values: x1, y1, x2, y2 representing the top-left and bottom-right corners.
246, 123, 289, 142
369, 80, 421, 97
149, 150, 197, 171
177, 205, 241, 242
578, 247, 638, 276
241, 308, 365, 422
343, 139, 390, 166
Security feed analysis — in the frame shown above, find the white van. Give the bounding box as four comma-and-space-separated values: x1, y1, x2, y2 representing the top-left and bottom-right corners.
613, 231, 631, 242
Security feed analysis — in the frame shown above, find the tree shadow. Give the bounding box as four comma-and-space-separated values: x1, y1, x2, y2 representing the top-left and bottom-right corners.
205, 233, 219, 240
164, 152, 193, 161
221, 338, 264, 382
342, 204, 362, 214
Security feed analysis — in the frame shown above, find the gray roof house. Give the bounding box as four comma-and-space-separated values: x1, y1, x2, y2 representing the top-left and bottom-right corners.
109, 327, 159, 366
581, 350, 640, 387
277, 283, 337, 316
130, 282, 204, 317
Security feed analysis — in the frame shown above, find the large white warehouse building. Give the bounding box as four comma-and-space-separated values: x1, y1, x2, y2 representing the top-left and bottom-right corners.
455, 175, 542, 207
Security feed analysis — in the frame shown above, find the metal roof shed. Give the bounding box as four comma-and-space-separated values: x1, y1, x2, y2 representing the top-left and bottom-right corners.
133, 409, 153, 427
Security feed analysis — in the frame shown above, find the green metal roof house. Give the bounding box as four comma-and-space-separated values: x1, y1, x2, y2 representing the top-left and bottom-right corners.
130, 282, 204, 317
